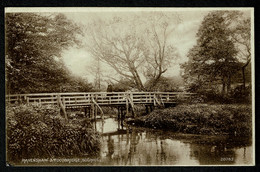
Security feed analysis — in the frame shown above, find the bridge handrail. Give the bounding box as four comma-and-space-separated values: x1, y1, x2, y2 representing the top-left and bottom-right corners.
6, 92, 196, 107
6, 91, 196, 97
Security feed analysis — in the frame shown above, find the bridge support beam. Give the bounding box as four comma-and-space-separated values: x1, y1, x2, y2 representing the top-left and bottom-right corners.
91, 104, 95, 119
145, 105, 149, 114
117, 106, 121, 121
83, 107, 91, 118
145, 105, 154, 114
117, 106, 127, 120
95, 105, 98, 120
149, 105, 154, 112
84, 107, 87, 118
117, 106, 126, 129
88, 107, 91, 118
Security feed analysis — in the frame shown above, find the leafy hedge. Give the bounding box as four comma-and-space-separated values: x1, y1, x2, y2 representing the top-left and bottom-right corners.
128, 104, 252, 137
6, 104, 100, 163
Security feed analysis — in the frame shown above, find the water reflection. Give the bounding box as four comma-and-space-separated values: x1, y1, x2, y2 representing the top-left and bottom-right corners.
92, 118, 252, 165
107, 135, 114, 159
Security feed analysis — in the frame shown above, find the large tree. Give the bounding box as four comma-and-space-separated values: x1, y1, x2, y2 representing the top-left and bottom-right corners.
231, 17, 251, 91
212, 11, 251, 91
182, 11, 242, 94
141, 12, 180, 90
86, 12, 180, 91
5, 13, 83, 93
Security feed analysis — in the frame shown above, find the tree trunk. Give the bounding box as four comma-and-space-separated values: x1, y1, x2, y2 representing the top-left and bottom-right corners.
135, 74, 145, 91
130, 66, 145, 91
149, 73, 162, 91
135, 78, 145, 91
222, 78, 226, 95
227, 75, 231, 93
241, 59, 251, 93
222, 84, 225, 95
242, 66, 246, 93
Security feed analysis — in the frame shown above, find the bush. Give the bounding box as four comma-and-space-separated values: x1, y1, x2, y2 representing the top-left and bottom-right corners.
193, 86, 251, 104
229, 85, 251, 103
128, 104, 252, 137
6, 104, 100, 163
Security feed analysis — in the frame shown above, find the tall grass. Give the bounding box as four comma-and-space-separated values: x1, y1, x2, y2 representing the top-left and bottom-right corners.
6, 104, 101, 163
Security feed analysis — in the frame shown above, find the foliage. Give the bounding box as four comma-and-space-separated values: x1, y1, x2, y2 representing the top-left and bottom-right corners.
129, 104, 252, 137
6, 104, 100, 163
111, 78, 136, 92
230, 15, 251, 63
230, 17, 251, 91
5, 13, 88, 94
145, 76, 184, 92
186, 84, 251, 104
60, 76, 94, 92
229, 84, 251, 103
181, 11, 251, 96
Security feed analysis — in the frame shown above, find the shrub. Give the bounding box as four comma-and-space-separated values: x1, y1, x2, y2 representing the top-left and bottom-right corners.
129, 104, 252, 137
6, 104, 100, 163
193, 86, 252, 104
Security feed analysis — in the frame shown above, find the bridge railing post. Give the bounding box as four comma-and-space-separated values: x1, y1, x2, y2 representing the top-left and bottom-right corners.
57, 94, 68, 122
91, 104, 94, 119
126, 98, 129, 116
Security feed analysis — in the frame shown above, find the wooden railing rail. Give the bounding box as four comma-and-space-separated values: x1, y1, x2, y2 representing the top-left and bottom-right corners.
6, 92, 196, 107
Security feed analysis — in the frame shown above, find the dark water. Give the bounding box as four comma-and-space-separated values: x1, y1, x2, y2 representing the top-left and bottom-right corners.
90, 118, 253, 166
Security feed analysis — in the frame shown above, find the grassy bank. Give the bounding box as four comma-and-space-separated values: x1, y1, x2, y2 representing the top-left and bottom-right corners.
127, 104, 252, 137
6, 104, 101, 164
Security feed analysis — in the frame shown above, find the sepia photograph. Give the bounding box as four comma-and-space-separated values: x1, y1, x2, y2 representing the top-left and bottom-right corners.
5, 7, 254, 166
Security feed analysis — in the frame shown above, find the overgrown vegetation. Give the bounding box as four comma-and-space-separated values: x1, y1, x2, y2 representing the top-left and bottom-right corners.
190, 85, 252, 104
6, 104, 100, 164
128, 104, 252, 137
181, 11, 251, 101
5, 13, 93, 93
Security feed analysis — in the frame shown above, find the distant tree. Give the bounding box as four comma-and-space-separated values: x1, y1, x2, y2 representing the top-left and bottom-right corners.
106, 84, 113, 92
5, 13, 82, 93
112, 78, 136, 92
87, 56, 103, 91
181, 11, 242, 95
145, 76, 183, 92
60, 76, 94, 92
86, 12, 180, 91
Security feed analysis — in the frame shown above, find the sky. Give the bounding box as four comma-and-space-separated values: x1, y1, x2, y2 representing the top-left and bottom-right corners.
61, 9, 210, 83
6, 7, 252, 84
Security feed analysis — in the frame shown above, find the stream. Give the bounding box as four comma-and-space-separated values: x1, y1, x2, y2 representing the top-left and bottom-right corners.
88, 117, 253, 166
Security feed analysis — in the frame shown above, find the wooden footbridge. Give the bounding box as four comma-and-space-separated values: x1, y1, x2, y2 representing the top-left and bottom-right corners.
6, 92, 195, 119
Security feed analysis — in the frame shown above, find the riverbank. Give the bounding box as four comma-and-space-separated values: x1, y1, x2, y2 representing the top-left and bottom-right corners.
127, 104, 252, 137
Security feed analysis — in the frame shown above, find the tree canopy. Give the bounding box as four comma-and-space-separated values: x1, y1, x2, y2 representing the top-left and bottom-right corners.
181, 11, 251, 94
5, 13, 90, 93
